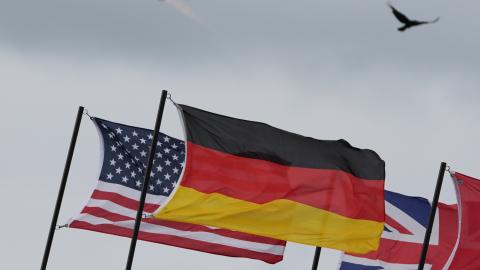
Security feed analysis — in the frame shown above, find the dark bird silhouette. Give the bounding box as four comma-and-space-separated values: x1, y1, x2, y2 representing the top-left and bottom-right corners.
387, 3, 439, 32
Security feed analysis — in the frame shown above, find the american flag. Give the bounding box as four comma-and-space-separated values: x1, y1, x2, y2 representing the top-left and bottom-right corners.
69, 117, 286, 264
338, 191, 458, 270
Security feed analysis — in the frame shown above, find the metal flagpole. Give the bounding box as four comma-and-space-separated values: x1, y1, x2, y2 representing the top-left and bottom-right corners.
41, 106, 84, 270
125, 90, 168, 270
311, 247, 322, 270
417, 162, 447, 270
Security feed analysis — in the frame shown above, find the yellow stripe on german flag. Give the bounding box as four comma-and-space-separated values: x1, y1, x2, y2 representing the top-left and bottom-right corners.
156, 186, 384, 253
154, 104, 386, 254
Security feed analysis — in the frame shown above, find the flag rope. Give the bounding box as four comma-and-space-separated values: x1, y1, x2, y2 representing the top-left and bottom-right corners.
83, 108, 94, 120
56, 224, 69, 230
167, 93, 179, 107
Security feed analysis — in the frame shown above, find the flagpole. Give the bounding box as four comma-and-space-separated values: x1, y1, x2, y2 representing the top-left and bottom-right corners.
417, 162, 447, 270
41, 106, 84, 270
125, 90, 168, 270
311, 247, 322, 270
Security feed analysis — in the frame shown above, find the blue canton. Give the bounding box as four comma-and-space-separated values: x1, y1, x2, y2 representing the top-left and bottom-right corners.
94, 118, 185, 196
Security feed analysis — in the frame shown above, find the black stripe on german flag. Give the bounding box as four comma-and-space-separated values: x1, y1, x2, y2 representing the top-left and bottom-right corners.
179, 104, 385, 181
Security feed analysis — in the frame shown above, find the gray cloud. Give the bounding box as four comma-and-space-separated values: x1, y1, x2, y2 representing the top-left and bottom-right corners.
1, 0, 479, 71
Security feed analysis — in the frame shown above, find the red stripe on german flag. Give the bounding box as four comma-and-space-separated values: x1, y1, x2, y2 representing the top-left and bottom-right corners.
154, 105, 385, 254
183, 142, 384, 222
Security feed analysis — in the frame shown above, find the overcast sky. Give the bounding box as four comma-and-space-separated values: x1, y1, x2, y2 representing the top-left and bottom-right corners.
1, 0, 479, 269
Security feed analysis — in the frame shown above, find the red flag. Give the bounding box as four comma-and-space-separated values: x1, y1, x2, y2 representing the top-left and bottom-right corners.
448, 172, 480, 269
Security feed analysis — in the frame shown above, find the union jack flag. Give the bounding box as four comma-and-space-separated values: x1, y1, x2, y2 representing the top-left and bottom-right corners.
339, 191, 458, 270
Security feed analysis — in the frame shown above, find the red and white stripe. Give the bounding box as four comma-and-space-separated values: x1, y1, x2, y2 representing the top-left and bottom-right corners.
69, 181, 285, 264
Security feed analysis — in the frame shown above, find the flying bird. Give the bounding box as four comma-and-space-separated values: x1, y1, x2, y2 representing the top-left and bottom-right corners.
387, 3, 439, 32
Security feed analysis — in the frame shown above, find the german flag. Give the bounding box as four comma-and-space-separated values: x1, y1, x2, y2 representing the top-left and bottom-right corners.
154, 105, 385, 254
